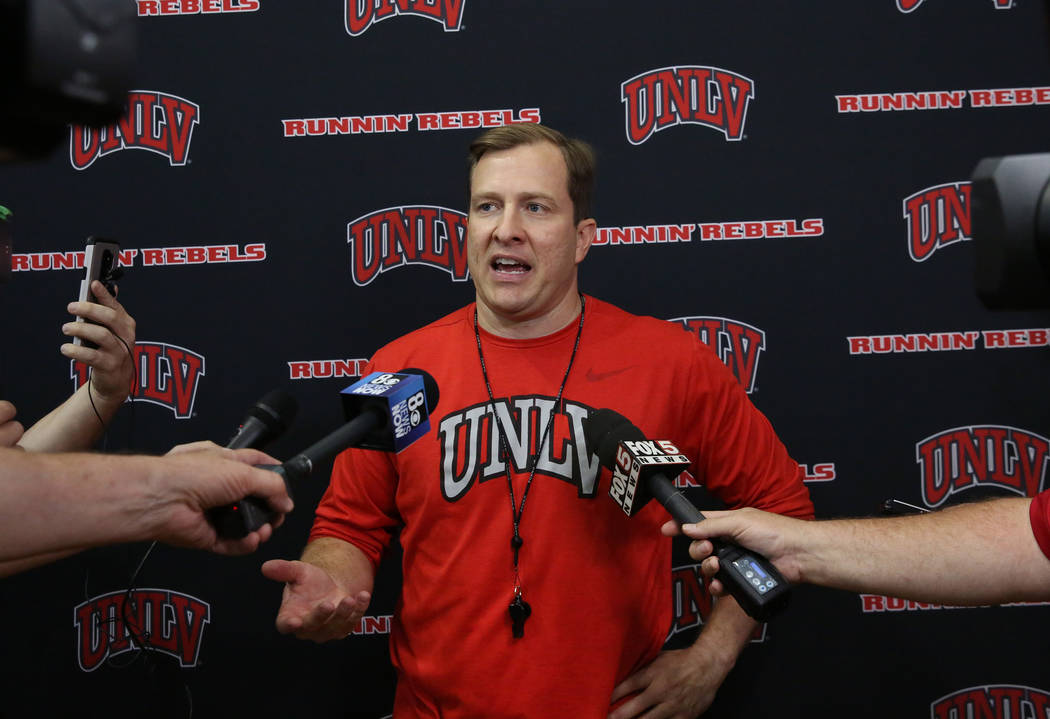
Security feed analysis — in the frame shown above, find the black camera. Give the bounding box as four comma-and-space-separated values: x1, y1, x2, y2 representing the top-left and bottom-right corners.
0, 0, 135, 160
972, 153, 1050, 310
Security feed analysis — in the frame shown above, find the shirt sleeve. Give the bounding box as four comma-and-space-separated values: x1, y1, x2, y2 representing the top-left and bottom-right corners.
1029, 489, 1050, 560
309, 444, 401, 570
307, 358, 403, 569
687, 343, 815, 520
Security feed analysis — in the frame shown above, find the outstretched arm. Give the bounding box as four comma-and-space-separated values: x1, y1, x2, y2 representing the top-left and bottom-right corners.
666, 498, 1050, 605
0, 444, 292, 575
19, 281, 136, 452
262, 536, 375, 642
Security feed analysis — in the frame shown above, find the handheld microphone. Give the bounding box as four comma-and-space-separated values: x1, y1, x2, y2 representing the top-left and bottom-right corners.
211, 369, 440, 539
226, 389, 298, 450
583, 408, 791, 622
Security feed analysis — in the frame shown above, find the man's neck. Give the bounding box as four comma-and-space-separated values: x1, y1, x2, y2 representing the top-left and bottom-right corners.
476, 293, 584, 340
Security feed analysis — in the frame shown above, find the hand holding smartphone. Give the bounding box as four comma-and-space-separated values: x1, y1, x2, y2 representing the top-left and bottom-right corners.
73, 237, 122, 348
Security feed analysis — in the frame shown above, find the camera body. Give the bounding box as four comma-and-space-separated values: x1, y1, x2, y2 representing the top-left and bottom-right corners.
0, 0, 135, 160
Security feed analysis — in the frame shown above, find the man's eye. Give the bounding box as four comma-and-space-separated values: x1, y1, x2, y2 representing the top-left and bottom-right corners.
526, 203, 545, 213
476, 202, 496, 212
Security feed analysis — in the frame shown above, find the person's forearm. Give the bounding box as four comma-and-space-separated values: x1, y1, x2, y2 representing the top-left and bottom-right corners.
0, 449, 161, 559
688, 595, 756, 679
18, 382, 125, 452
0, 550, 79, 578
301, 536, 377, 595
798, 498, 1050, 604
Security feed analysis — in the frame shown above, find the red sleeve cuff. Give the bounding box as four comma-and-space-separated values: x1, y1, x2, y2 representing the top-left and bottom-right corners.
1029, 490, 1050, 560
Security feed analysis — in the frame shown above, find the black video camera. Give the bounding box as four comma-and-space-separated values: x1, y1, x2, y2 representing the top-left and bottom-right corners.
972, 153, 1050, 310
0, 0, 135, 160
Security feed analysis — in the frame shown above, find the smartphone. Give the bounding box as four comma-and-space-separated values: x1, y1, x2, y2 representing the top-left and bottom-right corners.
73, 236, 121, 347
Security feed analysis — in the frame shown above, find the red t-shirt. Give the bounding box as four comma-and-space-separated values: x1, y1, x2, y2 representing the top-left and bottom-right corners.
1029, 490, 1050, 559
311, 297, 813, 718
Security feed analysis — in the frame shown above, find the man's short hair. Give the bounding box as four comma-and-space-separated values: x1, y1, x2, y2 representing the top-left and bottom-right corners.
467, 123, 595, 223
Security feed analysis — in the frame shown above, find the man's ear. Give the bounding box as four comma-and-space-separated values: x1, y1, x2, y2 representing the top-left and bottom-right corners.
575, 218, 596, 264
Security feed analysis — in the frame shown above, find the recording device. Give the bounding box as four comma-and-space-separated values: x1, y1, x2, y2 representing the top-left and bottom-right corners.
72, 236, 122, 347
211, 369, 440, 539
226, 389, 298, 450
583, 408, 791, 622
0, 0, 136, 160
972, 152, 1050, 309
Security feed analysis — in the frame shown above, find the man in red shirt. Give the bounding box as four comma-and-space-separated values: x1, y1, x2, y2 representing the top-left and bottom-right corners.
263, 123, 813, 718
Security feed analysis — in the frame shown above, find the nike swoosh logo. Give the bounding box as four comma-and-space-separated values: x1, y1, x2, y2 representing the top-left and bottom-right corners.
585, 366, 637, 382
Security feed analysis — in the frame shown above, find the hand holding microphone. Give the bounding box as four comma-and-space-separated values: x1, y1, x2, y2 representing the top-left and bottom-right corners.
583, 408, 791, 622
210, 370, 439, 539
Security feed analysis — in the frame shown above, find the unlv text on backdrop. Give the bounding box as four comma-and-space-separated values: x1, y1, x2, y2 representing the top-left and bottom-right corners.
74, 589, 210, 672
916, 425, 1049, 508
621, 66, 755, 144
73, 342, 206, 419
671, 317, 765, 395
669, 563, 767, 642
345, 0, 466, 36
69, 91, 200, 169
347, 205, 469, 286
931, 686, 1050, 719
897, 0, 1014, 11
904, 182, 970, 262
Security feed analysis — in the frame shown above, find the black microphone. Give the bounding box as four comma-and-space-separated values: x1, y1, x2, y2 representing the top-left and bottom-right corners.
226, 389, 298, 449
583, 408, 791, 622
211, 369, 440, 539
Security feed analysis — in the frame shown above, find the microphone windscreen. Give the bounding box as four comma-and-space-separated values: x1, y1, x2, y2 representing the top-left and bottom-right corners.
584, 408, 644, 468
250, 389, 298, 432
400, 367, 440, 412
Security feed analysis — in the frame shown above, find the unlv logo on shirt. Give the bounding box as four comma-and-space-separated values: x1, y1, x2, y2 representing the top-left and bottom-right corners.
345, 0, 466, 36
71, 341, 206, 419
931, 685, 1050, 719
903, 181, 971, 262
916, 425, 1049, 508
438, 397, 600, 501
70, 91, 200, 170
670, 316, 766, 394
898, 0, 1014, 11
347, 205, 469, 286
621, 66, 755, 145
73, 589, 211, 672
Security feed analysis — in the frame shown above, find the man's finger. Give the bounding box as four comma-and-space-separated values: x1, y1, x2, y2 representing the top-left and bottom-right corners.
700, 556, 721, 579
0, 420, 25, 447
261, 558, 305, 584
687, 538, 715, 562
0, 400, 18, 423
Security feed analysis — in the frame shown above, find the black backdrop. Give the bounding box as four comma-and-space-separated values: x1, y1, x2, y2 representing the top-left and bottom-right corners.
2, 1, 1050, 717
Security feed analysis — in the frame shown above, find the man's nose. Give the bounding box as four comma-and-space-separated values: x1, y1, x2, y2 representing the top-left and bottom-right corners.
493, 209, 524, 242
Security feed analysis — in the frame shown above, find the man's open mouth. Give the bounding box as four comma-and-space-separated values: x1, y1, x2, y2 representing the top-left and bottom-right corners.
492, 257, 531, 274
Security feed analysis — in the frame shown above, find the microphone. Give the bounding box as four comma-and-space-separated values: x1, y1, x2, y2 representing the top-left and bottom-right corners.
226, 389, 298, 449
211, 369, 440, 539
583, 408, 791, 622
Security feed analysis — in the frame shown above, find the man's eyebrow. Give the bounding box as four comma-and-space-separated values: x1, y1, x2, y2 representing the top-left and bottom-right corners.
470, 191, 560, 202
